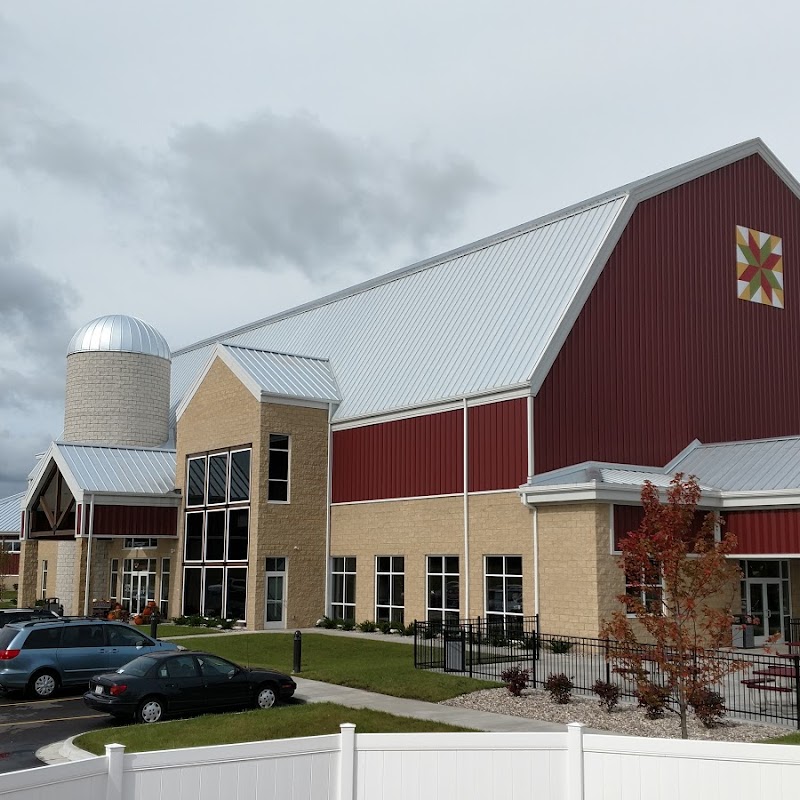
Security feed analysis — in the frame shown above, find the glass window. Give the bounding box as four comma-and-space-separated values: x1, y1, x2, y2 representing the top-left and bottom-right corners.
187, 457, 206, 507
22, 627, 62, 649
62, 624, 105, 648
266, 557, 286, 572
109, 558, 119, 601
376, 556, 404, 625
205, 511, 225, 561
107, 625, 152, 647
427, 555, 460, 626
160, 558, 170, 617
183, 567, 202, 615
159, 655, 198, 679
123, 538, 158, 549
203, 567, 224, 617
184, 513, 204, 562
198, 653, 237, 677
331, 557, 356, 622
227, 509, 249, 561
41, 559, 48, 599
625, 561, 663, 616
226, 567, 247, 621
268, 434, 290, 502
230, 450, 251, 503
484, 556, 523, 629
208, 453, 228, 505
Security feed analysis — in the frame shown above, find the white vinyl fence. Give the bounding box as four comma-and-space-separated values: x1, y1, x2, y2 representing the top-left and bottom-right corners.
2, 723, 800, 800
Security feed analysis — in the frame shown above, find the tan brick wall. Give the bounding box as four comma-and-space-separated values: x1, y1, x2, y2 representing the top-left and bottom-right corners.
331, 491, 533, 624
537, 503, 622, 638
255, 403, 328, 629
174, 356, 329, 630
173, 357, 261, 622
17, 539, 39, 607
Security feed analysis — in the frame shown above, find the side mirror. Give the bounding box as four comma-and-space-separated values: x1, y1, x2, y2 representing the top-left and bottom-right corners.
227, 668, 239, 679
135, 640, 145, 649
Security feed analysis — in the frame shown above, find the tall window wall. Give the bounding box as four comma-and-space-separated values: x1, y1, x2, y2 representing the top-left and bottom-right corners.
183, 447, 250, 621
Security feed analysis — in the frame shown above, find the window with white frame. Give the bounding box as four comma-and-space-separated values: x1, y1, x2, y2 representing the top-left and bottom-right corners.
484, 556, 523, 629
331, 557, 356, 621
123, 538, 158, 549
376, 556, 404, 625
41, 559, 48, 600
160, 558, 170, 617
109, 558, 119, 601
268, 434, 290, 502
427, 556, 460, 626
183, 447, 251, 621
625, 561, 663, 616
2, 540, 20, 553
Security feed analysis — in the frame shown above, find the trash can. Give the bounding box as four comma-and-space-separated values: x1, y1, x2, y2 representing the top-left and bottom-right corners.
444, 627, 465, 672
731, 615, 755, 648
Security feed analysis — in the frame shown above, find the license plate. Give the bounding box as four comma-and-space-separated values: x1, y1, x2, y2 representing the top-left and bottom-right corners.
94, 685, 103, 695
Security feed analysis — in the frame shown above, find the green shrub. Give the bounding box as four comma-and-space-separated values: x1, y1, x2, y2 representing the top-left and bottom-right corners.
548, 639, 574, 654
500, 665, 529, 697
340, 619, 355, 631
171, 616, 190, 626
378, 621, 393, 635
543, 673, 574, 704
357, 620, 378, 632
401, 622, 416, 637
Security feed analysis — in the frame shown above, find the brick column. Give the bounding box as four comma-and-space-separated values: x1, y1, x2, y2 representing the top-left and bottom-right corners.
17, 539, 39, 607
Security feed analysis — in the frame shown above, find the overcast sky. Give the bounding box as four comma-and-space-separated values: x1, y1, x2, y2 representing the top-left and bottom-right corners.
1, 0, 799, 499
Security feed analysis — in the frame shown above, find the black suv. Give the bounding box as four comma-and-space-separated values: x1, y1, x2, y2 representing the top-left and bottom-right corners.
0, 609, 60, 628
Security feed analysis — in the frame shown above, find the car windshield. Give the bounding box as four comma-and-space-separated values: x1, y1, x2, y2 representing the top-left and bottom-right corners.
0, 628, 17, 649
116, 656, 157, 677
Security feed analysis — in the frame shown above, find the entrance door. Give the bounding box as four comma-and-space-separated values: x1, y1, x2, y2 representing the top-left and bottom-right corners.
130, 572, 151, 615
265, 557, 286, 629
741, 560, 790, 645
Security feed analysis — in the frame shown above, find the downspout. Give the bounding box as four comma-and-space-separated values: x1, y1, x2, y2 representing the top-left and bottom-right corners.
527, 394, 539, 617
82, 494, 95, 616
463, 398, 470, 618
324, 402, 333, 618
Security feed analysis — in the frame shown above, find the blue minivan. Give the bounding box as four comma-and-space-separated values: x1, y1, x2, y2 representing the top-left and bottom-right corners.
0, 618, 179, 698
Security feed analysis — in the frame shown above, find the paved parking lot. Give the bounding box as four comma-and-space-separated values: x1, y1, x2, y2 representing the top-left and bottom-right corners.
0, 688, 114, 773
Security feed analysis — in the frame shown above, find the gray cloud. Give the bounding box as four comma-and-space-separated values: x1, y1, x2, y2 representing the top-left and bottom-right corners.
161, 112, 491, 276
0, 219, 76, 407
0, 427, 53, 499
0, 82, 142, 200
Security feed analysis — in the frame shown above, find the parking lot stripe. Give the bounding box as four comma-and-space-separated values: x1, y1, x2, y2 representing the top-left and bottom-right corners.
0, 696, 86, 708
0, 713, 103, 728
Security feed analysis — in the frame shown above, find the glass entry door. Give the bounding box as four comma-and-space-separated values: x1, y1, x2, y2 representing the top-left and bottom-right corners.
265, 557, 286, 629
741, 560, 790, 645
122, 559, 157, 615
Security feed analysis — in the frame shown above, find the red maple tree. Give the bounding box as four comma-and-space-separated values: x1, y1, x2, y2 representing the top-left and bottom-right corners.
601, 474, 746, 738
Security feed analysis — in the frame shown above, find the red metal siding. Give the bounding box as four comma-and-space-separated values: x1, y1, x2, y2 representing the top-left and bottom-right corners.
332, 410, 464, 503
536, 155, 800, 472
468, 398, 528, 492
1, 553, 19, 575
726, 510, 800, 555
613, 505, 644, 550
92, 505, 178, 537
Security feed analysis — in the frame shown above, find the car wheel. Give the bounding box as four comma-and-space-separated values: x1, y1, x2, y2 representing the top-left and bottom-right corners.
255, 685, 277, 709
28, 670, 59, 699
136, 697, 165, 724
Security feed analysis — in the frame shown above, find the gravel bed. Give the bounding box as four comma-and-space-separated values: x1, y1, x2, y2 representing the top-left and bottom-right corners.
441, 688, 790, 742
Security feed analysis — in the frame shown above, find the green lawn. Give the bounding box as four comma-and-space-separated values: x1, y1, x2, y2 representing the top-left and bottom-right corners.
0, 590, 17, 609
191, 632, 498, 702
763, 731, 800, 745
75, 702, 472, 755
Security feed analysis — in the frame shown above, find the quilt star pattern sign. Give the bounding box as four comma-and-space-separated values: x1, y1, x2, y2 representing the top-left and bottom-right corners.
736, 225, 784, 308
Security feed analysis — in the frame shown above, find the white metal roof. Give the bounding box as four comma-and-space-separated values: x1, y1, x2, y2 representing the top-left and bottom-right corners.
172, 194, 627, 420
220, 345, 340, 404
170, 139, 797, 425
0, 492, 23, 535
671, 437, 800, 492
68, 315, 171, 360
53, 443, 176, 497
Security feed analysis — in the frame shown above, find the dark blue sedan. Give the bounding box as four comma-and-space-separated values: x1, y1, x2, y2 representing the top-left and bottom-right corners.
83, 650, 296, 723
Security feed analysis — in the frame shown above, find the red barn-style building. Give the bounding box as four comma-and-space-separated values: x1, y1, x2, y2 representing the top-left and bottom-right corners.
12, 138, 800, 642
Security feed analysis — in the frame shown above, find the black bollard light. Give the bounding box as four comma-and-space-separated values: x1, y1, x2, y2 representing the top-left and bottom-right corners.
150, 609, 160, 640
293, 630, 302, 674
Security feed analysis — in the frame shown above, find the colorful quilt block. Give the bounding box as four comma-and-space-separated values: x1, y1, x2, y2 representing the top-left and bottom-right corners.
736, 225, 784, 308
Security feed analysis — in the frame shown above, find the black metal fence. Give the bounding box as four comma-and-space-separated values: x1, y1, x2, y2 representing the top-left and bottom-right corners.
414, 616, 539, 680
414, 621, 800, 728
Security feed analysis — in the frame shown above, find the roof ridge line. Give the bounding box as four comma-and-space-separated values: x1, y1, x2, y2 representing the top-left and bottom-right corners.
55, 441, 176, 453
221, 342, 332, 363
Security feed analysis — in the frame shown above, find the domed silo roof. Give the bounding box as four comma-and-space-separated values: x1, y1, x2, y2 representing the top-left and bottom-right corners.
67, 315, 171, 361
